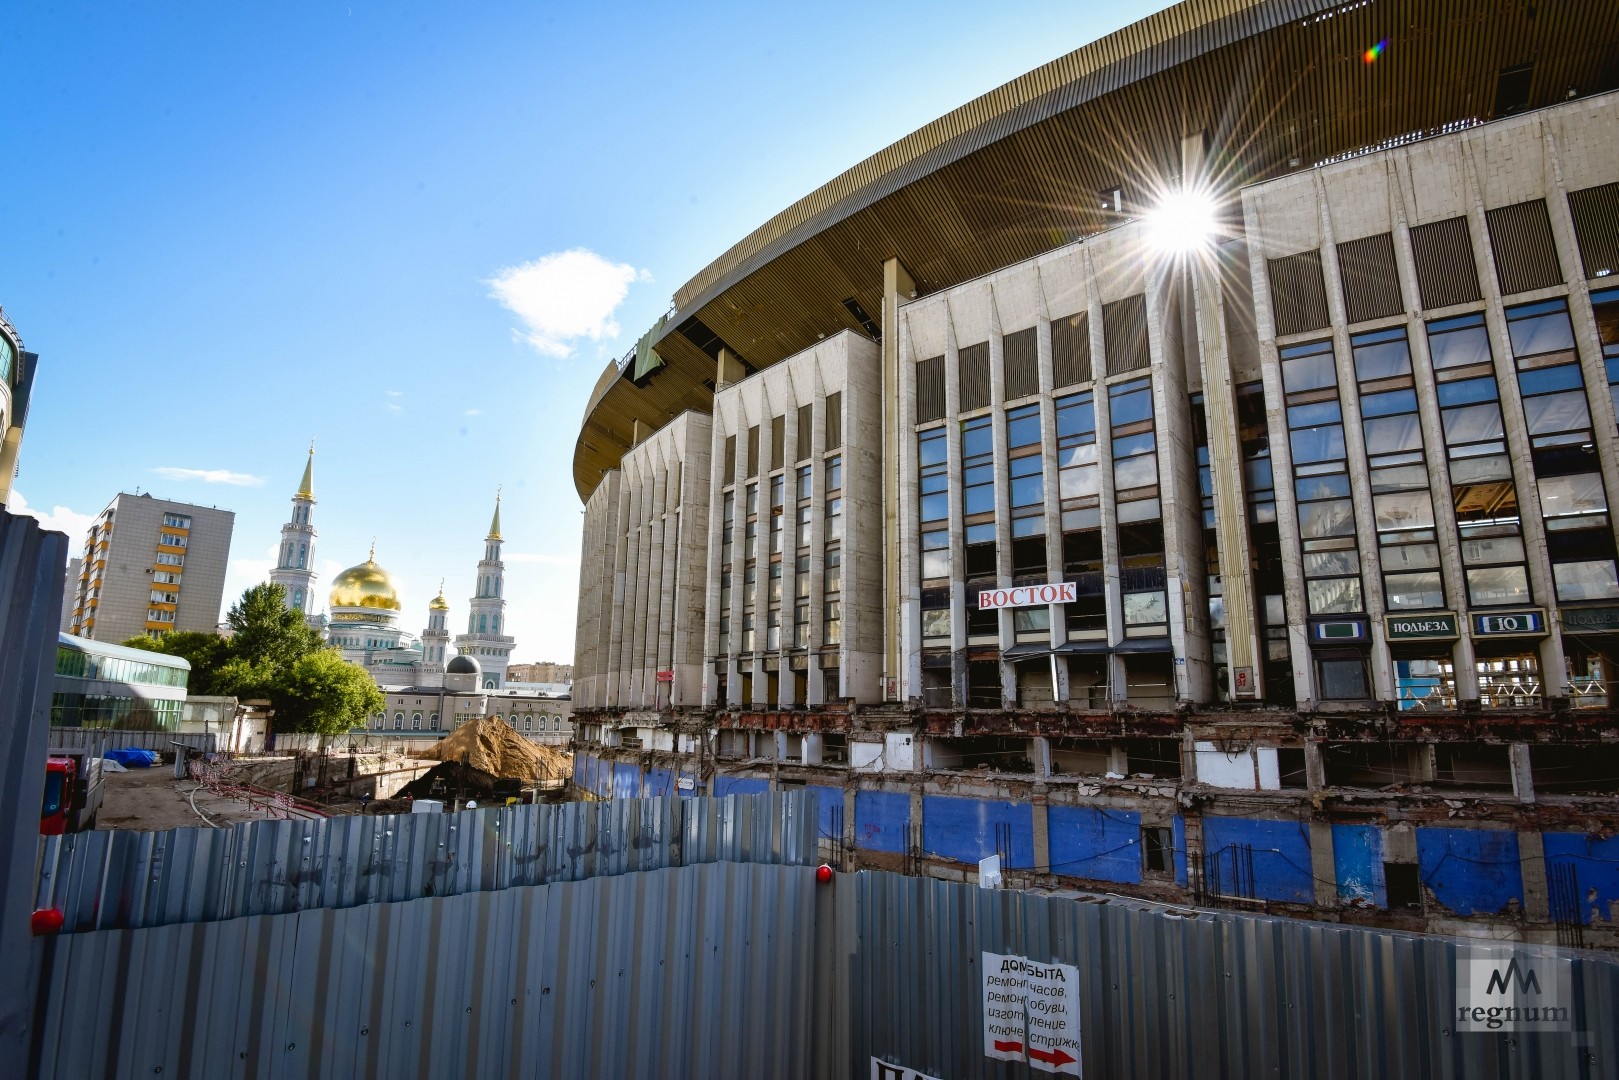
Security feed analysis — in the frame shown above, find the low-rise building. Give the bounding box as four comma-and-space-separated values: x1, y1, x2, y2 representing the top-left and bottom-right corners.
51, 632, 190, 731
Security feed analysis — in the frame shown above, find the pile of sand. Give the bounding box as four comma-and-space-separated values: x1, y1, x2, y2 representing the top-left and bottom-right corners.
423, 716, 570, 781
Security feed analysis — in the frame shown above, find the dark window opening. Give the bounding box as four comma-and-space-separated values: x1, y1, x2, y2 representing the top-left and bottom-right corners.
929, 735, 1033, 772
1142, 826, 1174, 874
1530, 745, 1619, 795
1434, 744, 1514, 791
1124, 738, 1182, 779
1277, 748, 1308, 789
1323, 744, 1423, 787
967, 660, 1002, 709
1385, 863, 1422, 910
1011, 536, 1047, 580
1049, 738, 1110, 775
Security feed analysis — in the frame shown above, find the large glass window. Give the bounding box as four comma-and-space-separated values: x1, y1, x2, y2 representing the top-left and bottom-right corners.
1506, 300, 1618, 605
1282, 340, 1364, 615
918, 427, 948, 523
1110, 376, 1165, 630
1351, 328, 1443, 612
1591, 286, 1619, 432
1426, 314, 1531, 607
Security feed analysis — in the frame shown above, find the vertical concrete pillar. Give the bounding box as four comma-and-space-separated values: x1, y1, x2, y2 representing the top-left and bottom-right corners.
802, 733, 824, 765
716, 347, 747, 391
843, 787, 857, 868
1456, 133, 1566, 689
883, 258, 917, 702
1309, 821, 1339, 909
1315, 172, 1393, 701
1240, 195, 1317, 705
1386, 156, 1477, 702
1190, 256, 1261, 699
1509, 742, 1536, 804
1148, 260, 1211, 703
987, 290, 1017, 708
1030, 788, 1051, 877
1518, 830, 1549, 921
1031, 736, 1053, 778
909, 786, 926, 866
1082, 249, 1128, 705
1304, 738, 1328, 791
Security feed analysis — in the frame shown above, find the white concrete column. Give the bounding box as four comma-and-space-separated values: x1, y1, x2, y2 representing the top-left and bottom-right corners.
1315, 171, 1393, 701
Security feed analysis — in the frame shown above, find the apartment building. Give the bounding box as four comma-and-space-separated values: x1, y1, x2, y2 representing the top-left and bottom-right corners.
68, 493, 234, 643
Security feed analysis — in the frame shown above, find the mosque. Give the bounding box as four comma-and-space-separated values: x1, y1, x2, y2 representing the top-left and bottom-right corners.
266, 447, 517, 690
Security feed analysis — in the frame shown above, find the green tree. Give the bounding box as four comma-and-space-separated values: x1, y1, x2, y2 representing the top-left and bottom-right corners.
226, 582, 326, 670
278, 648, 385, 737
121, 582, 381, 736
119, 630, 230, 694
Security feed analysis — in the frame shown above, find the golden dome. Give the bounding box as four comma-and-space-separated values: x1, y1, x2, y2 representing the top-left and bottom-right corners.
329, 556, 402, 612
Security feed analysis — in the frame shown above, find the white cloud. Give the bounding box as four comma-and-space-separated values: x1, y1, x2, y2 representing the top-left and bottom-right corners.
152, 467, 265, 486
464, 408, 481, 416
384, 389, 403, 397
487, 248, 650, 358
7, 490, 95, 546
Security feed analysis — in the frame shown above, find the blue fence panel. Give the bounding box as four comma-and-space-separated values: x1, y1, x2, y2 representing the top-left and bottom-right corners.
1416, 828, 1523, 917
808, 785, 842, 843
853, 790, 910, 854
921, 796, 1035, 869
1047, 805, 1140, 884
714, 776, 770, 798
1333, 824, 1386, 907
612, 762, 643, 800
1172, 814, 1188, 886
1202, 816, 1314, 903
1541, 832, 1619, 925
645, 767, 676, 798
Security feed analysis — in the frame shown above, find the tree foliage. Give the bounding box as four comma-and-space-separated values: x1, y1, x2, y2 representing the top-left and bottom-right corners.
121, 582, 381, 734
278, 649, 385, 737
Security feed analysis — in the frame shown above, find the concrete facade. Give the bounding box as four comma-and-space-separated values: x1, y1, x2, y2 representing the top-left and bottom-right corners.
569, 87, 1619, 943
68, 492, 234, 644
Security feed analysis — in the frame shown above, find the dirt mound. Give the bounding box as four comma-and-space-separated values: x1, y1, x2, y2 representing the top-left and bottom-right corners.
423, 716, 570, 781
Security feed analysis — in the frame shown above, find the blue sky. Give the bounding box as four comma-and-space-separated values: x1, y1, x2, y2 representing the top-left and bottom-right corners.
2, 0, 1159, 662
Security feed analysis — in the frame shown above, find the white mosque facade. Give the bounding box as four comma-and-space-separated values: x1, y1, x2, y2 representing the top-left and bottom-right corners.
265, 450, 516, 690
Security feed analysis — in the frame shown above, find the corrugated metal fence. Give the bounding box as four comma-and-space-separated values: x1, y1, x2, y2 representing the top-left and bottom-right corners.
853, 873, 1619, 1080
36, 791, 816, 933
28, 861, 1619, 1080
29, 861, 825, 1080
46, 727, 219, 754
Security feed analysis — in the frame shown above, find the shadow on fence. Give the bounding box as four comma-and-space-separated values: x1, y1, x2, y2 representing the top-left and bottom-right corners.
35, 791, 816, 933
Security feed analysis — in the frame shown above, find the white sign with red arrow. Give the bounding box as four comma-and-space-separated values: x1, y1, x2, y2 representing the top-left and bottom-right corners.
981, 952, 1082, 1075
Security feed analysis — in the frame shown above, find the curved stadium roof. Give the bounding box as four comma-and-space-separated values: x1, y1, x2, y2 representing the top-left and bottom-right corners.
575, 0, 1619, 500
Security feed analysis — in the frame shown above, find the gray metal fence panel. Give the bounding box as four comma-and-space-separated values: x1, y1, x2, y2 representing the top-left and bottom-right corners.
29, 861, 825, 1080
46, 727, 217, 754
851, 873, 1619, 1080
36, 791, 819, 933
0, 509, 69, 1064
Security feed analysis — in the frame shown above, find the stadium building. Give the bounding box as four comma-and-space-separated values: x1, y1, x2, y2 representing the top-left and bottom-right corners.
570, 0, 1619, 943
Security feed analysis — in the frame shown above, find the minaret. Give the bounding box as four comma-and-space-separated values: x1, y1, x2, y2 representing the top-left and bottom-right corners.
269, 444, 320, 624
419, 580, 451, 687
452, 491, 515, 688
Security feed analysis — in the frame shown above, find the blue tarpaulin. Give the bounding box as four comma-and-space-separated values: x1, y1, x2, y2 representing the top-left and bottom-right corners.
105, 748, 160, 768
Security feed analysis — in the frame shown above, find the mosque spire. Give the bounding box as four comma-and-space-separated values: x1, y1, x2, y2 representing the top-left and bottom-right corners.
487, 487, 503, 542
296, 440, 315, 500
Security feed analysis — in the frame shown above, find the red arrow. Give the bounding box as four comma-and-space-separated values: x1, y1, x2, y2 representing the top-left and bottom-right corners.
1029, 1047, 1077, 1067
993, 1040, 1024, 1054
